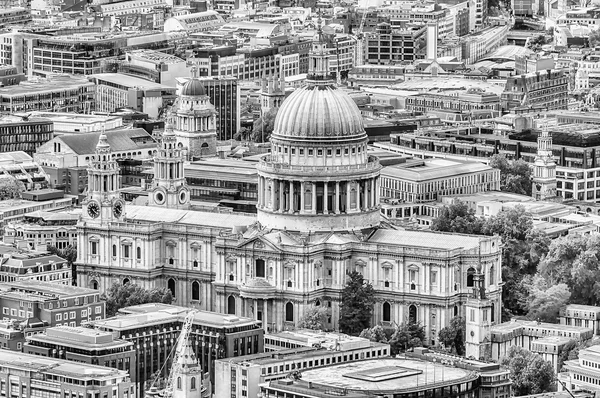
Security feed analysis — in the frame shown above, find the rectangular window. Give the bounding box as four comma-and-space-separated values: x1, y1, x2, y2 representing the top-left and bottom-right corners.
95, 306, 102, 314
470, 309, 475, 322
56, 314, 62, 321
69, 311, 75, 319
91, 242, 97, 255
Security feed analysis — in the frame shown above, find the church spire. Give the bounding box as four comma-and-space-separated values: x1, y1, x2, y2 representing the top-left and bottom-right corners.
307, 10, 333, 84
532, 114, 557, 201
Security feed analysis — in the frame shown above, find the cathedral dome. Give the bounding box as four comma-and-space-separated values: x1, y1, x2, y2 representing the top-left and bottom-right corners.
272, 84, 365, 141
181, 78, 206, 97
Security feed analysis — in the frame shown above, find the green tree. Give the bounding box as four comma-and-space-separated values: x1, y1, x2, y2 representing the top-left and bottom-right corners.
438, 316, 466, 356
0, 178, 25, 201
298, 306, 328, 330
101, 283, 174, 317
500, 346, 556, 396
489, 154, 533, 196
521, 274, 571, 323
430, 199, 484, 234
252, 108, 278, 143
589, 29, 600, 48
359, 325, 389, 343
47, 244, 78, 286
233, 127, 251, 141
387, 322, 426, 355
339, 271, 375, 335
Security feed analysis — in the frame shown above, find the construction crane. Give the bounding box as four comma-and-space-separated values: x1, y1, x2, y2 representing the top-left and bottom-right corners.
147, 310, 197, 398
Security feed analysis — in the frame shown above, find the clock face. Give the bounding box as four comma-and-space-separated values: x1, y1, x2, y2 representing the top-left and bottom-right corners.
113, 201, 123, 218
87, 201, 100, 219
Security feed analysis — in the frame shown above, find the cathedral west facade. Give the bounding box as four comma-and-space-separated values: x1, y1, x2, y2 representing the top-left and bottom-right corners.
75, 34, 503, 346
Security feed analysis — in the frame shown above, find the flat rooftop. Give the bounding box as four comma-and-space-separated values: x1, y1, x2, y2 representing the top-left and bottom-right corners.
127, 49, 185, 64
91, 73, 176, 90
0, 76, 93, 97
301, 359, 473, 392
381, 158, 492, 182
0, 280, 99, 298
124, 205, 256, 229
27, 326, 131, 349
26, 112, 121, 124
564, 304, 600, 312
93, 303, 260, 331
492, 319, 592, 334
0, 350, 126, 378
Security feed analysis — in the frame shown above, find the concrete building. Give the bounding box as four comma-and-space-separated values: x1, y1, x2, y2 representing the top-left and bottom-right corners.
502, 70, 569, 111
121, 50, 190, 87
515, 54, 556, 75
365, 23, 427, 64
4, 209, 79, 251
380, 158, 501, 203
461, 26, 510, 65
90, 303, 264, 395
89, 73, 177, 119
25, 112, 123, 135
0, 195, 74, 229
561, 304, 600, 335
560, 345, 600, 395
405, 91, 502, 114
163, 10, 225, 33
0, 350, 135, 398
0, 243, 70, 284
0, 280, 104, 334
216, 331, 391, 398
0, 151, 50, 191
0, 75, 95, 114
24, 325, 138, 384
262, 357, 509, 398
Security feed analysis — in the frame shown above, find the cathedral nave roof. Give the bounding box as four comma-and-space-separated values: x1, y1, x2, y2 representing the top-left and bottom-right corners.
368, 229, 484, 251
124, 205, 256, 229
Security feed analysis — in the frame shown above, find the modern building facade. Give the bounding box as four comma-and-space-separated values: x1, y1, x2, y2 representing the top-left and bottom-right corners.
502, 70, 569, 111
365, 23, 426, 64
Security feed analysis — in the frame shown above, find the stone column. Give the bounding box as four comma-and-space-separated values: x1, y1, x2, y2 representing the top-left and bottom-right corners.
323, 182, 328, 214
257, 177, 263, 208
362, 181, 368, 211
263, 299, 268, 333
346, 182, 352, 212
289, 181, 295, 213
300, 181, 305, 213
334, 182, 340, 214
312, 184, 317, 214
279, 180, 285, 213
271, 179, 276, 211
253, 299, 258, 320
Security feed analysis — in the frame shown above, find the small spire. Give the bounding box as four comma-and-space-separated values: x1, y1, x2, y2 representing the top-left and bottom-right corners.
96, 124, 110, 151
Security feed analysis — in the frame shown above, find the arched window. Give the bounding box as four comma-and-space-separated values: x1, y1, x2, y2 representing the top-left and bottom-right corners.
123, 278, 130, 286
383, 302, 391, 322
285, 302, 294, 322
255, 259, 265, 278
227, 295, 236, 315
192, 281, 200, 301
454, 305, 458, 317
177, 377, 182, 390
409, 305, 417, 324
489, 265, 495, 285
467, 268, 475, 287
136, 247, 141, 260
168, 278, 176, 297
90, 280, 98, 290
112, 244, 117, 257
191, 377, 196, 390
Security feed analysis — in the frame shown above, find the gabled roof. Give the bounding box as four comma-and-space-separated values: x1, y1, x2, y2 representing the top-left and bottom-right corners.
57, 128, 155, 155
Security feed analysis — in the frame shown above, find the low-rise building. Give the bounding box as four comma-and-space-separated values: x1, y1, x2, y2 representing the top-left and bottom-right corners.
561, 304, 600, 335
90, 303, 264, 395
0, 242, 70, 284
89, 73, 177, 119
25, 112, 123, 135
0, 350, 135, 398
0, 151, 50, 190
24, 325, 138, 384
216, 330, 391, 398
163, 10, 225, 33
121, 50, 189, 87
405, 91, 502, 114
0, 196, 74, 228
380, 158, 500, 203
4, 209, 79, 250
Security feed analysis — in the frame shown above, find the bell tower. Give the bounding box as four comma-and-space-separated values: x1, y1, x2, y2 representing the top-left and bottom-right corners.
465, 264, 493, 360
83, 130, 125, 223
148, 118, 190, 209
532, 116, 557, 201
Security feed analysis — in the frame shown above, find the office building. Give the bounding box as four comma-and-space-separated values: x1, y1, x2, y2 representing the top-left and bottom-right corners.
89, 73, 177, 119
24, 325, 138, 384
380, 158, 500, 203
561, 304, 600, 335
0, 116, 53, 156
163, 10, 225, 33
0, 151, 50, 191
4, 209, 79, 251
216, 331, 391, 398
405, 91, 502, 114
0, 243, 70, 284
559, 345, 600, 395
365, 23, 427, 64
90, 303, 264, 394
502, 70, 569, 111
121, 50, 189, 87
0, 75, 95, 114
25, 112, 123, 135
0, 350, 135, 398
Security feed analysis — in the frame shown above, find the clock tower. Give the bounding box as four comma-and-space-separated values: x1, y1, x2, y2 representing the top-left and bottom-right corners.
532, 117, 557, 201
83, 130, 125, 223
148, 119, 190, 209
465, 264, 493, 360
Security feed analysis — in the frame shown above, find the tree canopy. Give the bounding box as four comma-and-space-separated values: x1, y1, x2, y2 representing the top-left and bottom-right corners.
339, 271, 375, 335
0, 178, 25, 201
489, 154, 533, 196
297, 306, 328, 330
251, 109, 278, 143
359, 325, 389, 343
388, 322, 426, 355
47, 244, 77, 285
500, 346, 556, 396
430, 199, 483, 234
101, 283, 174, 317
519, 274, 571, 323
438, 316, 466, 356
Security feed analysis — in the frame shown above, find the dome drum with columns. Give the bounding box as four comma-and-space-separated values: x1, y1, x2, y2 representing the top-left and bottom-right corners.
256, 28, 382, 232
